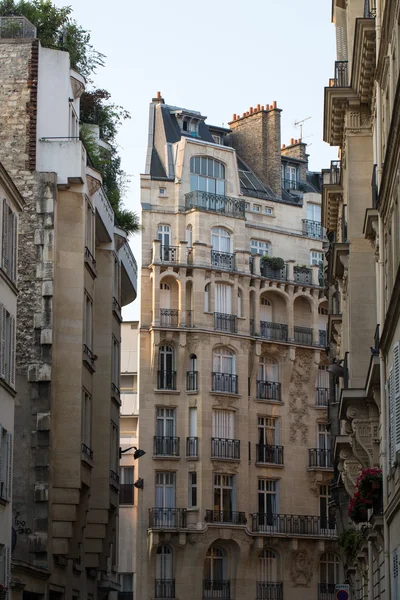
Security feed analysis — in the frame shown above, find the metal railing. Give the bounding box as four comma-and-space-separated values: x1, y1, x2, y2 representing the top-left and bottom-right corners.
186, 310, 193, 327
282, 178, 307, 192
251, 514, 336, 535
185, 190, 245, 218
256, 582, 283, 600
153, 436, 180, 457
372, 164, 378, 208
315, 388, 329, 407
294, 326, 313, 346
330, 160, 341, 184
211, 250, 235, 271
119, 483, 134, 504
159, 245, 178, 263
157, 370, 177, 390
333, 60, 349, 87
113, 296, 121, 316
186, 370, 198, 391
261, 263, 287, 280
111, 382, 121, 400
205, 510, 247, 525
186, 437, 199, 457
110, 470, 119, 484
318, 583, 336, 600
118, 593, 133, 600
256, 380, 281, 401
256, 444, 284, 465
149, 508, 187, 529
260, 321, 288, 342
319, 330, 327, 347
214, 312, 237, 333
294, 267, 312, 284
302, 219, 323, 239
309, 449, 333, 468
212, 372, 238, 394
0, 16, 36, 38
160, 309, 179, 327
211, 438, 240, 460
81, 443, 93, 460
83, 344, 96, 362
155, 580, 175, 599
249, 255, 254, 273
84, 246, 96, 268
364, 0, 376, 17
203, 580, 230, 599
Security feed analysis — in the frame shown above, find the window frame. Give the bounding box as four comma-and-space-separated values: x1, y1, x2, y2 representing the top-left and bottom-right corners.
188, 471, 197, 508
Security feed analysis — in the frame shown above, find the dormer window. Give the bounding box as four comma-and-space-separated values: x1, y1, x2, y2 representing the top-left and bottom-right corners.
182, 117, 199, 136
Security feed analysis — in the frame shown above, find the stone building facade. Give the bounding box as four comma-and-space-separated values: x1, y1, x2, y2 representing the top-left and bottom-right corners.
322, 0, 400, 598
0, 18, 137, 600
0, 161, 24, 596
135, 94, 340, 600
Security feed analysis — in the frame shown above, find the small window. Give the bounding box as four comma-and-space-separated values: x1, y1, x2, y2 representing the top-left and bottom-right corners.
183, 120, 188, 131
212, 135, 221, 144
265, 206, 273, 215
310, 251, 323, 266
245, 202, 250, 210
159, 187, 167, 196
188, 472, 197, 507
251, 240, 270, 256
0, 425, 12, 501
253, 204, 261, 212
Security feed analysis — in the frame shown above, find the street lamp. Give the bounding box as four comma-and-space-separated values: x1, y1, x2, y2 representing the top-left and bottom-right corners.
119, 446, 146, 460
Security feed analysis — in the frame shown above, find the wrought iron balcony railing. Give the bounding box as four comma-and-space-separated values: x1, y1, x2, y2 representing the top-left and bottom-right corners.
294, 326, 313, 346
203, 580, 230, 599
261, 263, 287, 280
154, 436, 180, 457
149, 508, 187, 529
256, 380, 281, 401
282, 178, 307, 192
81, 443, 93, 460
118, 593, 133, 600
333, 60, 349, 87
302, 219, 323, 239
159, 245, 178, 263
293, 267, 312, 285
256, 444, 284, 465
214, 312, 237, 333
84, 245, 96, 268
186, 370, 198, 391
119, 483, 134, 504
211, 438, 240, 460
160, 309, 179, 327
256, 582, 283, 600
185, 190, 245, 218
157, 370, 177, 391
110, 470, 119, 484
205, 510, 247, 525
212, 372, 238, 394
211, 250, 235, 271
186, 437, 199, 457
260, 321, 288, 342
318, 583, 336, 600
329, 160, 341, 184
309, 448, 333, 469
155, 579, 175, 599
251, 513, 336, 535
315, 388, 329, 407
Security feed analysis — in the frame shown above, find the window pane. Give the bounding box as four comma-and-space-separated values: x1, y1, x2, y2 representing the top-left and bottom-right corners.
207, 178, 216, 194
194, 156, 200, 174
190, 174, 198, 192
216, 179, 225, 195
200, 157, 207, 176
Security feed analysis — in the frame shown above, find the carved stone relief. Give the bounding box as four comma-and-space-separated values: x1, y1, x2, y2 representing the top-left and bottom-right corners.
290, 548, 313, 586
288, 349, 313, 444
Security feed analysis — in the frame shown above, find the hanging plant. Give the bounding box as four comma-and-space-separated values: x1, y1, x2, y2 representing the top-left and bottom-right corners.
338, 528, 364, 564
261, 256, 285, 270
356, 468, 382, 498
348, 491, 369, 524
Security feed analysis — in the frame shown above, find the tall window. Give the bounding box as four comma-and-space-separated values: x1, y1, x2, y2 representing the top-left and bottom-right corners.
158, 224, 171, 246
1, 199, 17, 282
215, 284, 232, 314
0, 425, 12, 501
156, 408, 176, 437
110, 421, 119, 475
160, 283, 171, 309
82, 389, 92, 454
319, 553, 340, 584
120, 467, 134, 505
188, 472, 197, 508
320, 485, 335, 531
258, 357, 279, 382
0, 305, 15, 387
258, 550, 278, 583
158, 345, 175, 390
190, 157, 225, 195
317, 423, 331, 450
155, 472, 175, 508
212, 410, 234, 439
260, 297, 272, 322
213, 474, 234, 516
85, 198, 95, 255
211, 227, 231, 253
307, 203, 321, 222
84, 292, 93, 352
112, 336, 120, 388
156, 546, 173, 583
204, 547, 225, 582
251, 240, 270, 256
212, 347, 235, 375
258, 479, 277, 527
119, 574, 134, 595
258, 417, 277, 446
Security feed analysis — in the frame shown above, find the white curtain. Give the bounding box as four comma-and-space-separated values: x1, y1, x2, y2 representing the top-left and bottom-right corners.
212, 410, 234, 438
189, 408, 197, 437
258, 551, 278, 582
260, 299, 272, 321
211, 227, 231, 252
215, 284, 232, 314
213, 350, 235, 374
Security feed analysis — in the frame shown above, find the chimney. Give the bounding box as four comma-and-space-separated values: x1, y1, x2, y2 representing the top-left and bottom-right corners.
152, 91, 165, 104
229, 102, 282, 198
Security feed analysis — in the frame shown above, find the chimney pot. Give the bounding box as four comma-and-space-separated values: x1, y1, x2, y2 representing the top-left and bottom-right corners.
257, 104, 261, 111
266, 104, 270, 110
273, 101, 277, 109
261, 105, 264, 110
282, 144, 286, 149
157, 91, 161, 99
290, 138, 294, 145
250, 107, 253, 114
232, 114, 237, 121
246, 111, 250, 116
242, 113, 246, 118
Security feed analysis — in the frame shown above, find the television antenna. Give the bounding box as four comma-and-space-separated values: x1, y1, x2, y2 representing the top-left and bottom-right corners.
294, 116, 312, 140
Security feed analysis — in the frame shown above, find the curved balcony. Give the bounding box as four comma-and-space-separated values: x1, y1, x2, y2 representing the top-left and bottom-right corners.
160, 309, 179, 327
212, 373, 238, 394
214, 312, 237, 333
251, 513, 336, 536
260, 321, 288, 342
211, 250, 235, 271
302, 219, 323, 239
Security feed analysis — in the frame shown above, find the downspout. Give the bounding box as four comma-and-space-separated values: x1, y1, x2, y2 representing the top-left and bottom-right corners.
375, 0, 391, 595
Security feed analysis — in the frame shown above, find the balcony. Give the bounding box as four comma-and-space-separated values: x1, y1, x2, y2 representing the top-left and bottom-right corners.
81, 443, 93, 460
186, 370, 198, 391
319, 330, 327, 347
293, 267, 312, 285
155, 580, 175, 599
83, 344, 96, 372
111, 382, 121, 405
294, 326, 313, 346
256, 582, 283, 600
159, 245, 179, 264
212, 373, 238, 395
84, 246, 97, 277
160, 309, 179, 327
112, 296, 122, 321
185, 190, 245, 219
256, 380, 281, 401
329, 160, 341, 185
309, 449, 333, 469
205, 510, 247, 525
364, 0, 376, 16
282, 178, 307, 192
119, 241, 138, 306
157, 371, 177, 391
186, 437, 199, 457
110, 470, 119, 486
251, 514, 336, 536
211, 438, 240, 460
38, 138, 87, 186
302, 219, 323, 239
261, 263, 286, 280
149, 508, 187, 529
154, 436, 180, 457
260, 321, 288, 342
214, 312, 237, 333
315, 388, 329, 407
211, 250, 235, 271
119, 483, 134, 505
203, 580, 230, 600
0, 15, 36, 38
256, 444, 284, 465
318, 583, 336, 600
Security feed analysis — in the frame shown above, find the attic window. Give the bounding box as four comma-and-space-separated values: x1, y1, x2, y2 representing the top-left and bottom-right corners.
183, 121, 188, 131
212, 135, 221, 144
182, 118, 199, 136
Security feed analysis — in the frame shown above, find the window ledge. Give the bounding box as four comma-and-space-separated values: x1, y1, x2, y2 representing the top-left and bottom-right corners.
158, 194, 169, 199
154, 389, 181, 395
186, 455, 199, 461
0, 496, 8, 506
81, 453, 94, 469
210, 391, 241, 399
255, 462, 285, 469
152, 456, 181, 461
311, 405, 328, 410
211, 457, 240, 463
307, 467, 334, 472
253, 398, 284, 406
187, 507, 199, 512
84, 255, 97, 279
186, 390, 198, 395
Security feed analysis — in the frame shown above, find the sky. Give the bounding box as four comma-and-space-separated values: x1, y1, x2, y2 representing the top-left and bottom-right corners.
54, 0, 338, 320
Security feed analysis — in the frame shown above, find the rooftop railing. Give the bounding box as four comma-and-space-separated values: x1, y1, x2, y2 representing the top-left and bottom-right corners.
333, 60, 349, 87
0, 16, 36, 38
329, 160, 341, 184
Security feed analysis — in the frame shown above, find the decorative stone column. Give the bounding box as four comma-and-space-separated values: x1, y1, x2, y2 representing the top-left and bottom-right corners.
192, 241, 208, 268
311, 264, 320, 286
179, 240, 188, 265
152, 239, 161, 264
286, 259, 295, 282
152, 265, 161, 326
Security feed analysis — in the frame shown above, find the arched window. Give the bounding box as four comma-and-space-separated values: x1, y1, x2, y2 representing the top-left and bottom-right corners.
257, 550, 278, 583
190, 354, 197, 372
260, 297, 272, 322
160, 282, 171, 309
190, 157, 225, 195
156, 545, 173, 594
158, 346, 175, 390
204, 283, 210, 312
215, 283, 232, 315
258, 357, 279, 383
238, 289, 242, 318
186, 225, 193, 247
211, 227, 231, 253
319, 552, 340, 585
204, 546, 225, 582
213, 347, 235, 374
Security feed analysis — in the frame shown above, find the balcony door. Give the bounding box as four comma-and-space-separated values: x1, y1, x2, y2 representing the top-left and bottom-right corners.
204, 547, 225, 582
306, 203, 321, 222
260, 297, 272, 321
258, 479, 277, 529
160, 283, 171, 309
156, 545, 173, 595
258, 357, 278, 383
319, 485, 336, 532
258, 417, 277, 446
213, 348, 235, 375
317, 424, 331, 450
212, 410, 234, 440
215, 284, 232, 314
211, 227, 231, 253
319, 552, 340, 587
258, 550, 278, 583
159, 345, 174, 386
156, 409, 176, 456
213, 474, 234, 519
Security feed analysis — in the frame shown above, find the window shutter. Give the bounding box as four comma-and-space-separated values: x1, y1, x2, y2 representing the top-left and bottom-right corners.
2, 199, 8, 273
12, 211, 17, 282
394, 342, 400, 454
10, 316, 15, 388
5, 546, 10, 589
393, 548, 399, 600
0, 305, 5, 380
6, 432, 12, 501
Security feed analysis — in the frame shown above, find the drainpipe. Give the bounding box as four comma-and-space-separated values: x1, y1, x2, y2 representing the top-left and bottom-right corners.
375, 0, 391, 595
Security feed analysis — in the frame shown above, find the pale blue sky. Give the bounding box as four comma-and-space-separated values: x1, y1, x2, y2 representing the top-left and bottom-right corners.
55, 0, 338, 320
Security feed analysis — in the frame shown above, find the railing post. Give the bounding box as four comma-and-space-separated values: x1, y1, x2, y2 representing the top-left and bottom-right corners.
152, 239, 161, 264
311, 264, 320, 286
253, 254, 261, 276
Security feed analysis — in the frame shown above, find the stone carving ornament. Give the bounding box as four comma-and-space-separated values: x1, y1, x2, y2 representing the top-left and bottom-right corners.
288, 350, 313, 444
290, 548, 313, 586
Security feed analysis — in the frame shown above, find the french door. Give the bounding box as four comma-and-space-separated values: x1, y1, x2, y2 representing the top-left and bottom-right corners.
258, 479, 277, 529
155, 472, 176, 527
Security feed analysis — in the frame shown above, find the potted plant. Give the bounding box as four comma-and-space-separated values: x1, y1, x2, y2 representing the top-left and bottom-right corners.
0, 585, 8, 600
294, 264, 310, 273
338, 528, 364, 565
261, 256, 286, 279
348, 491, 368, 524
356, 467, 382, 497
